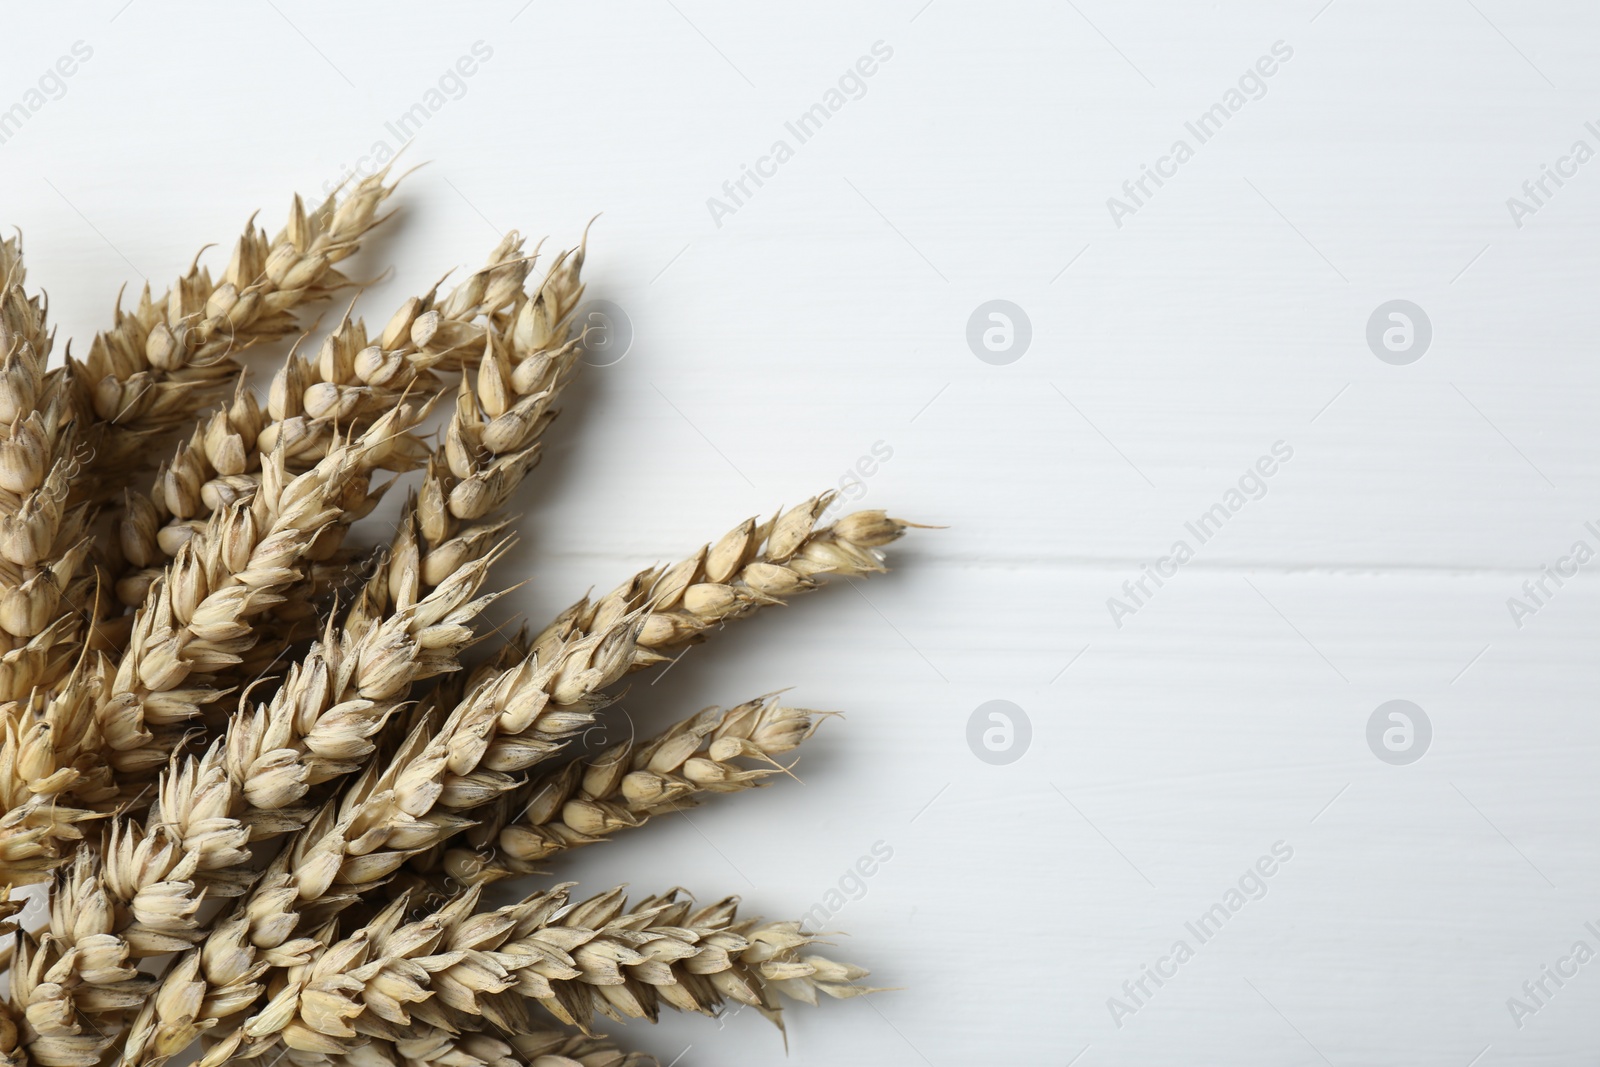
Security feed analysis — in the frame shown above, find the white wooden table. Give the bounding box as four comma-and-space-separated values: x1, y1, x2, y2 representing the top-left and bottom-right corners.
2, 2, 1596, 1063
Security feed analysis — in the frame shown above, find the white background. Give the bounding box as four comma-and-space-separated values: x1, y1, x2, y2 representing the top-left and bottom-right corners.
3, 2, 1599, 1064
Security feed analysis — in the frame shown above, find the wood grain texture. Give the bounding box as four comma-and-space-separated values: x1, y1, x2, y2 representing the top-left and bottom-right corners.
2, 0, 1596, 1062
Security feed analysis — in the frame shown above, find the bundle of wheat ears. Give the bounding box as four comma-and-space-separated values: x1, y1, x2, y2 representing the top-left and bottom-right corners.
0, 169, 909, 1067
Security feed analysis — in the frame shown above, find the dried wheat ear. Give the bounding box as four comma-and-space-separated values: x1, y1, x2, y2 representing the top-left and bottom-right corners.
0, 171, 913, 1067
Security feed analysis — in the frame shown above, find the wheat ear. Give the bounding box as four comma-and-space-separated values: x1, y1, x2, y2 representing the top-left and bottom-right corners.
440, 694, 821, 883
6, 402, 452, 1004
112, 231, 531, 608
31, 499, 904, 1062
103, 503, 902, 1063
11, 924, 124, 1067
216, 501, 904, 936
0, 659, 117, 883
0, 238, 98, 662
5, 529, 510, 1064
135, 883, 867, 1066
243, 227, 577, 678
139, 225, 589, 815
15, 237, 598, 1055
425, 500, 907, 815
418, 233, 586, 576
91, 401, 427, 787
631, 499, 908, 668
71, 172, 399, 501
259, 230, 532, 470
0, 235, 97, 674
0, 239, 116, 882
326, 1028, 658, 1067
257, 231, 589, 696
